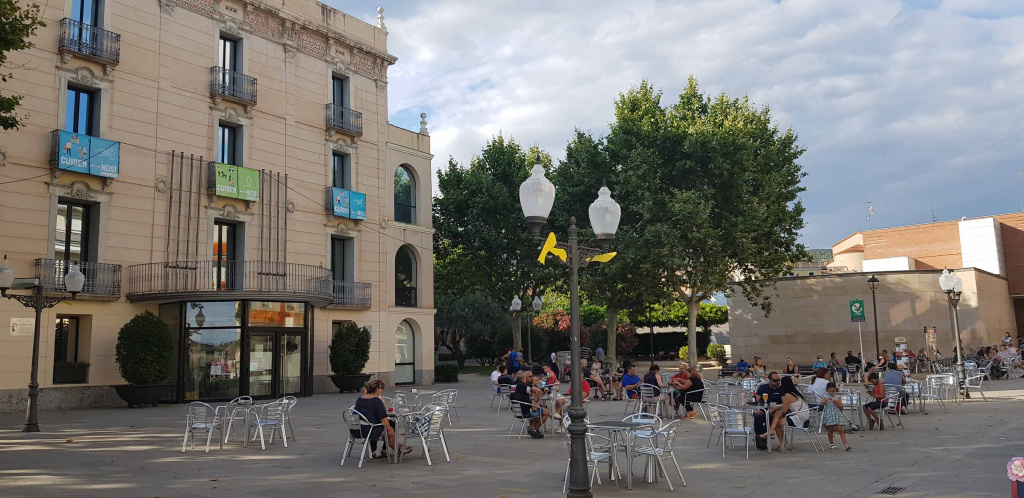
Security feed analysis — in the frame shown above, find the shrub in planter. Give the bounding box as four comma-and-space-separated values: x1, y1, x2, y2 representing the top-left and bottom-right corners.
114, 311, 174, 407
678, 345, 689, 363
435, 364, 459, 383
329, 322, 372, 392
706, 343, 726, 363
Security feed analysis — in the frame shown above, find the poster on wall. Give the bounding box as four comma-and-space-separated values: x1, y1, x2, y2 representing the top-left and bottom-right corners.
89, 137, 120, 178
349, 191, 366, 220
55, 130, 90, 174
331, 187, 350, 218
236, 167, 260, 201
214, 163, 238, 197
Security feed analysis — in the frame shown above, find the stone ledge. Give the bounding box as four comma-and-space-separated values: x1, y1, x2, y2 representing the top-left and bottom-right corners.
0, 386, 123, 413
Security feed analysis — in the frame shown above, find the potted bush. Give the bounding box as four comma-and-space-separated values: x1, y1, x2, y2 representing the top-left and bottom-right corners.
114, 311, 174, 407
706, 343, 727, 367
53, 362, 90, 384
329, 322, 372, 392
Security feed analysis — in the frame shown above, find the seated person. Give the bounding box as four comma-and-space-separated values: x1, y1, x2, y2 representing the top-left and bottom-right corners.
812, 356, 827, 370
680, 367, 705, 419
490, 364, 505, 394
767, 376, 811, 452
670, 363, 690, 413
861, 362, 878, 383
827, 352, 847, 381
753, 372, 785, 450
555, 378, 591, 417
782, 358, 799, 376
642, 364, 671, 405
611, 360, 630, 400
353, 380, 413, 457
749, 357, 768, 381
733, 356, 751, 378
621, 364, 643, 400
511, 370, 549, 439
497, 365, 516, 387
542, 365, 559, 387
581, 359, 608, 399
808, 368, 830, 402
863, 372, 887, 430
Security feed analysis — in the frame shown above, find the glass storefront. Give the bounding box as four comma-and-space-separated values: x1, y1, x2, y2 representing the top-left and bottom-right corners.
395, 320, 415, 384
161, 300, 310, 402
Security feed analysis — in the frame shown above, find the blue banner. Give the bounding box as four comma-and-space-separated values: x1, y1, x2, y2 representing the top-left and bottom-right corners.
349, 191, 366, 220
331, 187, 350, 218
89, 137, 120, 178
55, 130, 119, 179
56, 130, 90, 174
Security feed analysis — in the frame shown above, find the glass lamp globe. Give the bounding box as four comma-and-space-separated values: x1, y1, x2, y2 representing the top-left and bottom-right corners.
532, 295, 543, 312
952, 273, 963, 293
510, 295, 522, 312
0, 255, 15, 294
519, 162, 555, 234
939, 269, 955, 292
589, 186, 621, 245
64, 264, 86, 297
195, 308, 207, 327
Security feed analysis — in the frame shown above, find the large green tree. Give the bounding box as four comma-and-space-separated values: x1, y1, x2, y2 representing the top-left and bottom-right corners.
433, 135, 562, 352
609, 78, 807, 366
1, 0, 45, 130
434, 292, 509, 368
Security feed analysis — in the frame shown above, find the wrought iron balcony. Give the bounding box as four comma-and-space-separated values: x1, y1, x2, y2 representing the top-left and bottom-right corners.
58, 18, 120, 65
331, 281, 372, 308
36, 259, 121, 297
210, 67, 258, 106
126, 260, 332, 306
326, 104, 362, 136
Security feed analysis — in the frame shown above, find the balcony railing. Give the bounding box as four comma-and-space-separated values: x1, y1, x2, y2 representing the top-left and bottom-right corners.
396, 286, 417, 307
36, 259, 122, 297
126, 260, 332, 306
332, 281, 372, 308
210, 67, 258, 105
58, 18, 120, 65
325, 104, 363, 136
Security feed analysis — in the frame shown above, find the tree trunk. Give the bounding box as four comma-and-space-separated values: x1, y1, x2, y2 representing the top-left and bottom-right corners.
512, 312, 523, 353
687, 293, 700, 367
606, 306, 618, 367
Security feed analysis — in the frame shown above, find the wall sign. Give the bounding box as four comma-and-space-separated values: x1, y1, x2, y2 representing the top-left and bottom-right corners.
214, 163, 260, 201
10, 318, 34, 336
55, 130, 120, 179
329, 187, 366, 220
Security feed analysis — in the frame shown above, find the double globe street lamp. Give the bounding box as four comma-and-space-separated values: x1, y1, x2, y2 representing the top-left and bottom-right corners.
519, 158, 620, 498
938, 269, 967, 398
0, 255, 85, 432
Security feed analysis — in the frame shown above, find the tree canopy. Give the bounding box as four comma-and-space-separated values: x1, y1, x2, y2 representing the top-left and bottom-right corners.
0, 0, 45, 130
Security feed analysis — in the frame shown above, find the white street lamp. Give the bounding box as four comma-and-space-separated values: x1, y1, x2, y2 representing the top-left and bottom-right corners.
519, 158, 555, 234
939, 269, 966, 399
532, 295, 543, 312
588, 186, 621, 245
0, 255, 14, 297
510, 295, 522, 312
65, 264, 85, 298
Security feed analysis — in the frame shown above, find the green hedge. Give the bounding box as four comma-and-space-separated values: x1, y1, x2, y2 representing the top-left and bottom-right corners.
435, 364, 459, 383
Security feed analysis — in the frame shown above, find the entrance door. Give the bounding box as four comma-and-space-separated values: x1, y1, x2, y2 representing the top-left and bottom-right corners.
247, 333, 275, 398
395, 320, 415, 384
280, 333, 302, 395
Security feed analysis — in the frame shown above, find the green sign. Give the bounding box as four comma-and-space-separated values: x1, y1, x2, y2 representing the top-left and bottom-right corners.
850, 300, 865, 322
213, 163, 260, 201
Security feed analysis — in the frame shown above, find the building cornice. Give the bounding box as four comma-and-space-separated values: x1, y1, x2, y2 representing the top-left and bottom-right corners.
390, 221, 435, 235
386, 142, 433, 160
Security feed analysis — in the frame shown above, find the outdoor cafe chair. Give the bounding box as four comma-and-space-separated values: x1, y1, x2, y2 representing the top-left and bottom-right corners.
882, 389, 905, 430
340, 407, 392, 468
182, 401, 223, 453
432, 389, 459, 425
721, 409, 753, 459
562, 427, 620, 494
623, 412, 662, 443
495, 384, 514, 412
508, 400, 537, 439
782, 408, 824, 453
921, 377, 948, 414
407, 404, 450, 465
219, 396, 253, 443
276, 396, 298, 439
248, 401, 291, 449
964, 373, 988, 401
638, 383, 665, 417
634, 419, 687, 492
705, 403, 728, 448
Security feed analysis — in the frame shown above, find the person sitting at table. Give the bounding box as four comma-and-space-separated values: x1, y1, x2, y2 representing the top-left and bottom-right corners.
827, 352, 847, 382
490, 364, 504, 394
767, 376, 811, 452
733, 356, 751, 378
782, 358, 798, 376
749, 357, 768, 382
555, 378, 591, 417
542, 364, 559, 387
581, 358, 608, 400
680, 368, 705, 419
753, 372, 785, 450
877, 351, 891, 371
610, 360, 630, 400
812, 356, 827, 370
353, 380, 413, 457
621, 364, 643, 400
670, 363, 690, 414
511, 370, 548, 439
863, 372, 887, 430
861, 361, 878, 383
808, 368, 830, 404
642, 364, 671, 406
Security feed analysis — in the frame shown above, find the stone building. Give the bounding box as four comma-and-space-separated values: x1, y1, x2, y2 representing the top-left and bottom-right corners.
0, 0, 434, 411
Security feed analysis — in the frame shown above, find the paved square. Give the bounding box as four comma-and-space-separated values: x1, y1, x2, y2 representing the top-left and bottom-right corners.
1, 374, 1022, 497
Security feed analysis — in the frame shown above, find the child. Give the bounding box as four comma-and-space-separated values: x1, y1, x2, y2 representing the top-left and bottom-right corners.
821, 382, 850, 451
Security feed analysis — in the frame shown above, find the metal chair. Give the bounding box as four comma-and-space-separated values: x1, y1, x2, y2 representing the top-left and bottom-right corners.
340, 407, 391, 468
182, 402, 223, 453
432, 389, 459, 425
489, 383, 503, 409
838, 391, 863, 429
782, 409, 824, 453
407, 404, 450, 465
634, 419, 687, 491
964, 373, 987, 401
219, 396, 253, 443
623, 412, 662, 443
705, 404, 727, 448
921, 377, 948, 414
496, 384, 514, 412
508, 400, 536, 439
883, 389, 905, 430
562, 428, 620, 494
638, 383, 664, 416
721, 409, 753, 459
276, 396, 297, 439
248, 401, 290, 449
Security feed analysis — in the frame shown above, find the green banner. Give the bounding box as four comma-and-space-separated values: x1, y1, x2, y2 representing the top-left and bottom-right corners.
214, 163, 237, 197
850, 300, 865, 322
236, 167, 260, 201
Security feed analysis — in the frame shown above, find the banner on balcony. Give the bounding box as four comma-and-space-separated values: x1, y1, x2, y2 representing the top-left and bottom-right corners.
237, 167, 260, 201
90, 137, 120, 178
329, 187, 367, 220
56, 130, 120, 178
214, 163, 261, 201
331, 187, 350, 218
349, 191, 367, 220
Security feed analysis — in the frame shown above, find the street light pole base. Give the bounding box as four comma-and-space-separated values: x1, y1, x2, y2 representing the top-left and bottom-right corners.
22, 423, 40, 432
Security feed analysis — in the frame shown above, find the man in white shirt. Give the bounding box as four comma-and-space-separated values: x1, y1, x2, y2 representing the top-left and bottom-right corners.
490, 364, 503, 393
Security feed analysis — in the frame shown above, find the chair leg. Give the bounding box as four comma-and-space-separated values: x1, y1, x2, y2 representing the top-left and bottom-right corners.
257, 425, 266, 450
439, 431, 451, 462
670, 453, 687, 486
224, 418, 234, 443
205, 428, 214, 453
340, 438, 352, 466
422, 435, 433, 466
656, 457, 674, 491
286, 419, 296, 440
357, 438, 369, 469
182, 426, 190, 453
280, 421, 289, 448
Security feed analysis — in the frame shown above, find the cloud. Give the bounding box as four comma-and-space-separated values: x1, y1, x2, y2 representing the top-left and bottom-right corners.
335, 0, 1024, 248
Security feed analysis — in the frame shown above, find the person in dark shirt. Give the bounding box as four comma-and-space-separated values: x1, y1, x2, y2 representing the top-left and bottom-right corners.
845, 351, 861, 366
351, 380, 412, 456
510, 370, 548, 438
753, 371, 785, 450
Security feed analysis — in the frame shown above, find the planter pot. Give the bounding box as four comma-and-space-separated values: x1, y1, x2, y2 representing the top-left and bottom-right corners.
330, 374, 371, 393
113, 384, 174, 408
53, 365, 90, 384
712, 358, 727, 367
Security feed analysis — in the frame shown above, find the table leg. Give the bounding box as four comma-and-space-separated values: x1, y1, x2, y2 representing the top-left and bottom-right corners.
243, 409, 249, 448
625, 430, 633, 490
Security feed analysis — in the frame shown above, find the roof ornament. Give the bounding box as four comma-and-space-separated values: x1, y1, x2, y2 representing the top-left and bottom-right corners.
377, 7, 387, 31
419, 113, 429, 135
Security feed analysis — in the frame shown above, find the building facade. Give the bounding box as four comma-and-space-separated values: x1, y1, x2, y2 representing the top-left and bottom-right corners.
0, 0, 434, 411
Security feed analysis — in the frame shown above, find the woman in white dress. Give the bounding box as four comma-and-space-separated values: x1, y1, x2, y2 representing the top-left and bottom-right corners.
768, 376, 810, 452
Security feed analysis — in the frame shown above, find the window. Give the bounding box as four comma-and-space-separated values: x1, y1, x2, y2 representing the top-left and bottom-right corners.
332, 76, 347, 107
219, 36, 238, 72
395, 246, 416, 307
53, 316, 90, 384
394, 166, 416, 224
55, 200, 90, 262
214, 221, 237, 290
332, 154, 350, 189
65, 86, 95, 135
394, 320, 415, 384
218, 124, 237, 165
71, 0, 99, 26
331, 237, 353, 281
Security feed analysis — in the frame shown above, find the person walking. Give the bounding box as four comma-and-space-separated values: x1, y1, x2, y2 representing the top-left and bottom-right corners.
821, 382, 850, 451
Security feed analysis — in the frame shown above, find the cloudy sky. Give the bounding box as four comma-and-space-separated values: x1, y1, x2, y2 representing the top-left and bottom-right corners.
331, 0, 1024, 248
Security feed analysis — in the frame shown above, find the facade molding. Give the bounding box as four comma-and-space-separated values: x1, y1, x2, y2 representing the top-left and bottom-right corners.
385, 142, 433, 160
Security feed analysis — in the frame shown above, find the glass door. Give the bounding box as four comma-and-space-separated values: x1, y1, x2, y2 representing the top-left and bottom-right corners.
214, 221, 236, 290
247, 332, 275, 399
280, 333, 303, 395
184, 327, 242, 401
395, 320, 415, 384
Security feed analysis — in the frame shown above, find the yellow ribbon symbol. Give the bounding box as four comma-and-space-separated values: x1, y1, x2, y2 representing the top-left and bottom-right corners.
587, 252, 617, 264
538, 233, 567, 264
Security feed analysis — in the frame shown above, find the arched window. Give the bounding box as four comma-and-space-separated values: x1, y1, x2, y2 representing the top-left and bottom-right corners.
395, 320, 415, 384
395, 246, 417, 307
394, 166, 416, 224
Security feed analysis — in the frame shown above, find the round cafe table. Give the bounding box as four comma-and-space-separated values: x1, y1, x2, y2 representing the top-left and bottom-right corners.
587, 420, 654, 490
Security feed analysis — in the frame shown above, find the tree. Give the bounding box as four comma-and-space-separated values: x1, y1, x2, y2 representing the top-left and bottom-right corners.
0, 0, 45, 130
434, 292, 509, 368
610, 78, 807, 366
433, 135, 562, 352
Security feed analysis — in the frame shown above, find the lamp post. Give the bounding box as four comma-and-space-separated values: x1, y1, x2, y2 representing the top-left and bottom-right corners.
938, 269, 967, 398
867, 275, 880, 359
519, 157, 620, 498
530, 295, 543, 363
510, 295, 522, 363
0, 255, 85, 432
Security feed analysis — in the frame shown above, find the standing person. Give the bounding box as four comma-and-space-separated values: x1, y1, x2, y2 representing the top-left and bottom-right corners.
753, 372, 785, 450
820, 382, 850, 451
767, 376, 810, 453
863, 372, 887, 430
827, 353, 847, 382
503, 348, 522, 375
595, 345, 605, 363
550, 351, 557, 372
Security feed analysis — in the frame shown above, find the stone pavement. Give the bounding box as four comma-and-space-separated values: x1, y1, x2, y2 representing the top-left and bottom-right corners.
1, 374, 1022, 497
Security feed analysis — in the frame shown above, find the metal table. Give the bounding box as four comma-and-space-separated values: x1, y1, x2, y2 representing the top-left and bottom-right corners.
396, 389, 437, 408
539, 394, 564, 436
588, 420, 653, 490
388, 407, 426, 462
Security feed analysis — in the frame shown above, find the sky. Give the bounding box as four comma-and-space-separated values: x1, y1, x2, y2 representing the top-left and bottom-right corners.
331, 0, 1024, 249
